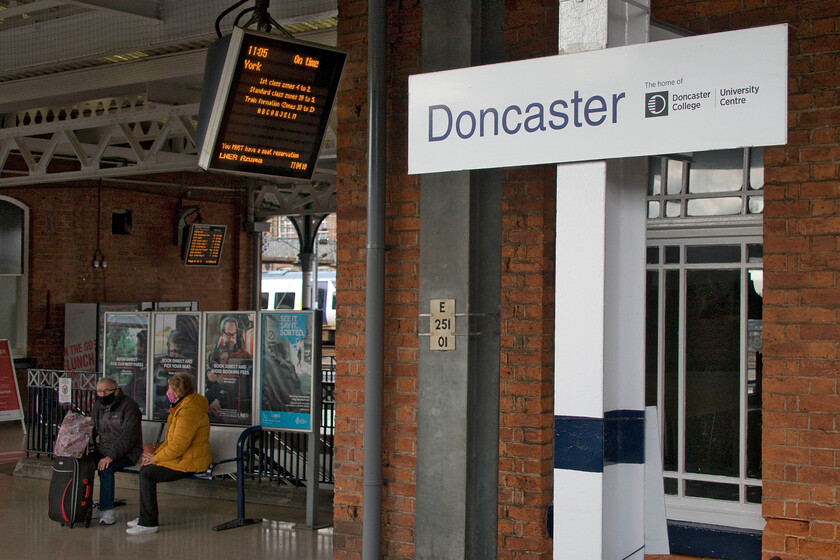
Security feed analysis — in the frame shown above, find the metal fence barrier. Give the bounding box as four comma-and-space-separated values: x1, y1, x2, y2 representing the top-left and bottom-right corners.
25, 361, 335, 485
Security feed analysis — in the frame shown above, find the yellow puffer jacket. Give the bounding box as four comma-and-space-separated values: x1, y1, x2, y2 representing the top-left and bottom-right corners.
153, 392, 212, 473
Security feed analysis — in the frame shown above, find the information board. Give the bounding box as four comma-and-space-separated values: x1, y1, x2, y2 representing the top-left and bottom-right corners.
408, 24, 787, 174
183, 224, 226, 267
197, 27, 346, 180
0, 340, 24, 423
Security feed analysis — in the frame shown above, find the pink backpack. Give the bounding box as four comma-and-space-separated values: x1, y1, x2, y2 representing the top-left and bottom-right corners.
54, 411, 94, 458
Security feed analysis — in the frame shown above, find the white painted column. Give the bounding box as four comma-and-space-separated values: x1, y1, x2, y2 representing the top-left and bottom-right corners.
553, 1, 649, 559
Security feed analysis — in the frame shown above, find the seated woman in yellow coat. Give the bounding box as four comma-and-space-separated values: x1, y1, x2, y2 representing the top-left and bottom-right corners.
126, 372, 212, 535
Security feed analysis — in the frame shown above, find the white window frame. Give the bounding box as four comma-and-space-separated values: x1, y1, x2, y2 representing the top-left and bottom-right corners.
0, 195, 28, 358
647, 229, 763, 530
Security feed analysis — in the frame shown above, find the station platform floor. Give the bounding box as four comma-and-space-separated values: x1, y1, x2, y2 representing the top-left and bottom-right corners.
0, 420, 333, 560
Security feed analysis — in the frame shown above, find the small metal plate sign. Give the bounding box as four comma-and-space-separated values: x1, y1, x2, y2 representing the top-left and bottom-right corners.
430, 299, 455, 351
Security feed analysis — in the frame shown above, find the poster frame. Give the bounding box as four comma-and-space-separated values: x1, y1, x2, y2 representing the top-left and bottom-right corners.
150, 312, 201, 421
201, 311, 257, 427
102, 311, 151, 418
258, 310, 322, 433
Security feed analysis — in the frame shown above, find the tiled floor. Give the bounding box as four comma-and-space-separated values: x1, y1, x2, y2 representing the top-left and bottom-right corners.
0, 421, 333, 560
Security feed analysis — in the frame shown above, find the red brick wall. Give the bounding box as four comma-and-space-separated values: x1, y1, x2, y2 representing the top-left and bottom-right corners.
498, 3, 558, 558
651, 1, 840, 559
333, 1, 557, 558
3, 182, 253, 370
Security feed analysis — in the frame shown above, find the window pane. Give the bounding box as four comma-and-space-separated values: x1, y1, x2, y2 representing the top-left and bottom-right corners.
746, 485, 762, 504
665, 200, 681, 217
663, 270, 680, 472
685, 479, 740, 501
688, 148, 744, 194
0, 276, 21, 346
686, 245, 740, 264
667, 160, 684, 195
648, 201, 660, 219
646, 271, 659, 407
0, 201, 24, 275
748, 196, 764, 214
646, 247, 660, 265
684, 270, 740, 477
687, 197, 742, 216
649, 157, 663, 196
664, 478, 678, 495
748, 244, 763, 263
747, 270, 763, 479
664, 246, 680, 264
749, 148, 764, 190
274, 292, 296, 309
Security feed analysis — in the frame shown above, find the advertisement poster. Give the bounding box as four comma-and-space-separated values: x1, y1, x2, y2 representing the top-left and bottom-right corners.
98, 303, 147, 374
259, 311, 316, 431
103, 312, 150, 416
203, 312, 255, 425
0, 340, 24, 422
63, 303, 98, 372
151, 313, 200, 421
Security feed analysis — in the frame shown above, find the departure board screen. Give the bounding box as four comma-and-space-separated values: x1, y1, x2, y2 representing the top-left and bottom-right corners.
183, 224, 227, 266
197, 27, 345, 180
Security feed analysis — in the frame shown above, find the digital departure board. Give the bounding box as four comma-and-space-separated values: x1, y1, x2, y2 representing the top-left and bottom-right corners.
183, 224, 227, 266
196, 27, 346, 180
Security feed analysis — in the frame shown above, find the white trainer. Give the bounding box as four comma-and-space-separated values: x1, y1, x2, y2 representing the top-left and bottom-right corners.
126, 517, 140, 528
126, 524, 159, 535
99, 509, 116, 525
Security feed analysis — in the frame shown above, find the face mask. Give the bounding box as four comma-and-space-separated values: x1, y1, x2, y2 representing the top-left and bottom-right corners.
166, 390, 179, 404
99, 393, 116, 406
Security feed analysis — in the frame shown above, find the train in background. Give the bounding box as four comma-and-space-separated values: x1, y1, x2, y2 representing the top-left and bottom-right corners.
261, 269, 336, 342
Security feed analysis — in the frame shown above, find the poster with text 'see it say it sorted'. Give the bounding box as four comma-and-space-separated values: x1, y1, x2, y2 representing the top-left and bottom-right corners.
0, 340, 24, 423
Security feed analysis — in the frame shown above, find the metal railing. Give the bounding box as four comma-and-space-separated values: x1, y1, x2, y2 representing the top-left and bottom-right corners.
25, 360, 336, 485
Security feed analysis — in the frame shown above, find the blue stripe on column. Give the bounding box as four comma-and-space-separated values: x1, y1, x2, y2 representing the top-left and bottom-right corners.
604, 410, 645, 466
554, 411, 645, 472
554, 416, 604, 473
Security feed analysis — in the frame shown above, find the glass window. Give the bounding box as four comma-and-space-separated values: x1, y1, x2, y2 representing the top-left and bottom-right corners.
0, 198, 28, 358
649, 157, 663, 196
647, 145, 763, 530
749, 149, 764, 190
684, 269, 740, 477
647, 239, 762, 526
688, 148, 744, 194
686, 245, 740, 264
687, 197, 742, 216
0, 201, 24, 274
667, 159, 685, 195
647, 148, 763, 221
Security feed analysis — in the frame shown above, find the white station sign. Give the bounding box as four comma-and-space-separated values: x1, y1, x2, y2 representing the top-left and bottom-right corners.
408, 24, 788, 174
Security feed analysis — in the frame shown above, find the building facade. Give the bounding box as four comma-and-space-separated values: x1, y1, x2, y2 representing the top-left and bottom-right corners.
0, 1, 837, 559
332, 1, 840, 559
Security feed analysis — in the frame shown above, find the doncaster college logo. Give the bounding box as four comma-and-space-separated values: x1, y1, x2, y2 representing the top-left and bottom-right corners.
645, 91, 668, 117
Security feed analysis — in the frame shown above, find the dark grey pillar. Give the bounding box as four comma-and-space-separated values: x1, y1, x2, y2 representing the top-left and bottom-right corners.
416, 2, 503, 558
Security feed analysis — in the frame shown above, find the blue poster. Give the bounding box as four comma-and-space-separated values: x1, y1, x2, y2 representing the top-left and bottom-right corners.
259, 311, 314, 431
